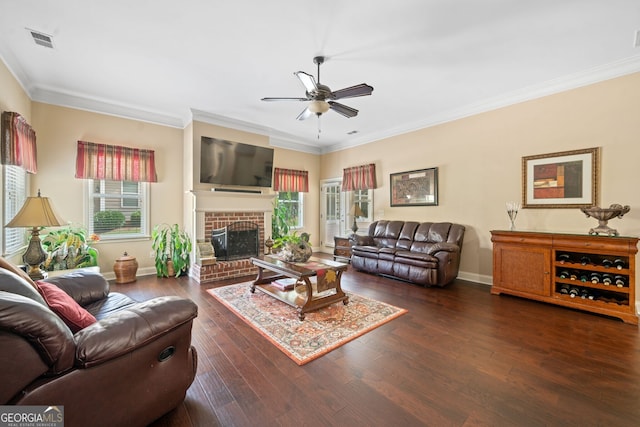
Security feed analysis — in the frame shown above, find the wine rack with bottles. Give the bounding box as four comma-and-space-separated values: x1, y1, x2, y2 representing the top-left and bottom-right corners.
491, 230, 638, 324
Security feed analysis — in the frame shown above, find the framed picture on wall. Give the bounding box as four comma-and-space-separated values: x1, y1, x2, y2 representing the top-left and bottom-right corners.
522, 147, 599, 208
390, 167, 438, 207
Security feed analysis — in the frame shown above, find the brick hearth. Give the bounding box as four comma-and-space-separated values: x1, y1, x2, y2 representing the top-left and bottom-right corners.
192, 211, 265, 283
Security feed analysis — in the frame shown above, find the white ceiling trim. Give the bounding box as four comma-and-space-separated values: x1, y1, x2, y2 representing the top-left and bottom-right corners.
31, 85, 185, 128
191, 109, 323, 155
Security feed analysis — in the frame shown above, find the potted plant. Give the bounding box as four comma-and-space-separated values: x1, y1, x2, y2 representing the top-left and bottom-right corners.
273, 231, 312, 263
151, 223, 192, 278
42, 225, 99, 271
271, 198, 290, 240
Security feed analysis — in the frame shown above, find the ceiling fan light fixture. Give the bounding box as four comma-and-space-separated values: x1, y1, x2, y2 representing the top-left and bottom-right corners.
308, 100, 330, 114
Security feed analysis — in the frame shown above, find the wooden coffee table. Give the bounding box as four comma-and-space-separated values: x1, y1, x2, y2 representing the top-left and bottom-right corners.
250, 255, 349, 320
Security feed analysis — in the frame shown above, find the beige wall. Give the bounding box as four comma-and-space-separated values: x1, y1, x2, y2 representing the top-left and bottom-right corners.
191, 120, 321, 244
31, 102, 184, 274
3, 52, 639, 289
321, 72, 640, 284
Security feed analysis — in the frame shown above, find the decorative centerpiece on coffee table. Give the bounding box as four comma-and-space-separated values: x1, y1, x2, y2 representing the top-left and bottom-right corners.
273, 232, 312, 263
580, 204, 630, 236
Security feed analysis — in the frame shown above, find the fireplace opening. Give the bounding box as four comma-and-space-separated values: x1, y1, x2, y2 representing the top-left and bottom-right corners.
211, 221, 259, 261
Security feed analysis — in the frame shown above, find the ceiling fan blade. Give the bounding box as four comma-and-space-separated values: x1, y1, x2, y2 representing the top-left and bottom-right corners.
261, 97, 309, 101
294, 71, 317, 93
296, 107, 313, 121
328, 101, 358, 118
331, 83, 374, 100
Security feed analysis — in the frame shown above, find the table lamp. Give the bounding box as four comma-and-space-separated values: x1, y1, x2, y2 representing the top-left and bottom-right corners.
5, 190, 66, 279
350, 204, 364, 235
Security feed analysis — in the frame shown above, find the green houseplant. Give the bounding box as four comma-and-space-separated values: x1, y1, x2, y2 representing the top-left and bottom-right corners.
151, 223, 192, 278
273, 231, 312, 262
271, 198, 290, 240
42, 225, 99, 271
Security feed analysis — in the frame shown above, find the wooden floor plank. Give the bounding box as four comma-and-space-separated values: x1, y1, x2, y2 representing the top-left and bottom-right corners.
124, 256, 640, 427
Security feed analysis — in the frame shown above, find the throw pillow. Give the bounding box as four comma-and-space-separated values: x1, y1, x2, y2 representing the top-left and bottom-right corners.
36, 281, 97, 333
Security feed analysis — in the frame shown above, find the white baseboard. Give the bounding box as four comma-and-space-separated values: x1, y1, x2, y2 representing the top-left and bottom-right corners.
457, 271, 492, 286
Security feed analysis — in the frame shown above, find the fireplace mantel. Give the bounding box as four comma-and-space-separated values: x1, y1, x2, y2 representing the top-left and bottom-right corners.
190, 190, 276, 213
188, 190, 276, 283
189, 189, 276, 242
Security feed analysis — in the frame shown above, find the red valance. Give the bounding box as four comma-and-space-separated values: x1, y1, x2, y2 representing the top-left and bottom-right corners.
1, 112, 38, 174
342, 163, 376, 191
75, 141, 158, 182
273, 167, 309, 192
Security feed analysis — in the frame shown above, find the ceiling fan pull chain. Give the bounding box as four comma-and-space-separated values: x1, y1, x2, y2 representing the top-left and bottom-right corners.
317, 115, 322, 139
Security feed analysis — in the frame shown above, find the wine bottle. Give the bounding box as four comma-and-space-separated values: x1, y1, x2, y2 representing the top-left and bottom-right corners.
580, 255, 591, 265
602, 274, 613, 285
614, 258, 625, 270
579, 273, 589, 282
602, 258, 613, 268
558, 253, 571, 264
614, 275, 626, 287
569, 287, 579, 298
558, 284, 570, 295
559, 270, 571, 279
590, 272, 601, 284
580, 289, 589, 299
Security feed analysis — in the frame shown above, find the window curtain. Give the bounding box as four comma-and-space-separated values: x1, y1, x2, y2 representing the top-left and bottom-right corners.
1, 112, 38, 174
75, 140, 158, 182
273, 167, 309, 192
342, 163, 376, 191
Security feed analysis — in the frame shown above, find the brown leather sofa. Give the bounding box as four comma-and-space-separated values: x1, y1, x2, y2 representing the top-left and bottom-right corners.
351, 220, 465, 287
0, 261, 198, 427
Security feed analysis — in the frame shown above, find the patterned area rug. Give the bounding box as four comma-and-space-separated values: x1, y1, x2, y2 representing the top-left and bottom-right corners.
207, 282, 407, 365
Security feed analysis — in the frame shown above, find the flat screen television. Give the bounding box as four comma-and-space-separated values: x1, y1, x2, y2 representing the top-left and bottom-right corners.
200, 137, 274, 187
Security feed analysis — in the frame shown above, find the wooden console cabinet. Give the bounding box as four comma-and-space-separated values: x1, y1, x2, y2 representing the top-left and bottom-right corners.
491, 230, 638, 324
333, 236, 354, 263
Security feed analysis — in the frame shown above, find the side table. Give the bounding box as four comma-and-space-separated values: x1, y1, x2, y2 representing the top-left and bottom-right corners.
333, 236, 354, 263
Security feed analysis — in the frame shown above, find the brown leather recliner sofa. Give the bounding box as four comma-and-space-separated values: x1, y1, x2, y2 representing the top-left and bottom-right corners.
351, 220, 465, 287
0, 261, 198, 427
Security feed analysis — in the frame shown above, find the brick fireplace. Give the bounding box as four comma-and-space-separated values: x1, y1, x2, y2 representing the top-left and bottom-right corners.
189, 191, 275, 283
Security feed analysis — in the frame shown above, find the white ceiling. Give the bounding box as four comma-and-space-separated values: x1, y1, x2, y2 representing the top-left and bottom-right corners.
1, 0, 639, 154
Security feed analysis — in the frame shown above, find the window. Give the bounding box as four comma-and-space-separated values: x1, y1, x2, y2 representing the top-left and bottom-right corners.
277, 191, 303, 229
3, 165, 28, 255
87, 179, 148, 239
352, 189, 373, 222
121, 181, 140, 208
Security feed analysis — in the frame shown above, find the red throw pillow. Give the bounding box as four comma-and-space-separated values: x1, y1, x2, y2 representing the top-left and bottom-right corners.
36, 281, 97, 333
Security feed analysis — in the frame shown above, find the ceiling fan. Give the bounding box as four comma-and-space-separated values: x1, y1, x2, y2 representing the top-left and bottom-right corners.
261, 56, 374, 121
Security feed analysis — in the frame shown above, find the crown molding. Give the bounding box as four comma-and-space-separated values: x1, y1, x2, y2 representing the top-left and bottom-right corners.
268, 136, 322, 155
190, 109, 322, 154
30, 86, 185, 128
190, 109, 270, 135
0, 49, 32, 96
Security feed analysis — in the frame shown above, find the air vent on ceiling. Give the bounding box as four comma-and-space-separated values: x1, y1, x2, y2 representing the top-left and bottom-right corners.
28, 29, 54, 48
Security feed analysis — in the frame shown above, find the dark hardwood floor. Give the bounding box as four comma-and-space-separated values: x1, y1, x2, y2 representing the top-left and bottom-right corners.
118, 255, 640, 427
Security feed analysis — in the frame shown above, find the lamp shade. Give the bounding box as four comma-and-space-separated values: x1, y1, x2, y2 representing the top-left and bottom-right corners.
5, 191, 66, 228
350, 204, 364, 218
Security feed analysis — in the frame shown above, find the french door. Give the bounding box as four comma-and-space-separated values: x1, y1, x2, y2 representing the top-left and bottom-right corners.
320, 180, 344, 253
320, 179, 374, 254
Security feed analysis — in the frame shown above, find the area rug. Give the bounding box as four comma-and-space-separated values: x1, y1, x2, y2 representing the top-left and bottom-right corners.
207, 282, 407, 365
